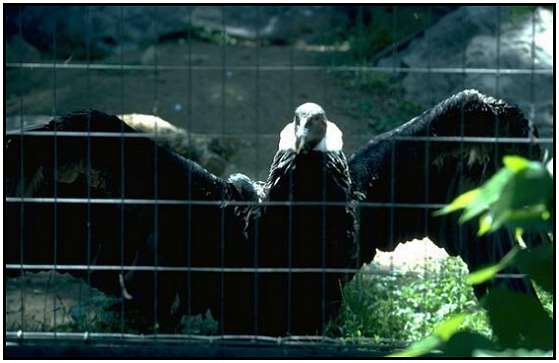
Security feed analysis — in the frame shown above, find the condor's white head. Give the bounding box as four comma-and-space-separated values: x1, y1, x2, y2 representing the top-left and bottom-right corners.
278, 102, 343, 153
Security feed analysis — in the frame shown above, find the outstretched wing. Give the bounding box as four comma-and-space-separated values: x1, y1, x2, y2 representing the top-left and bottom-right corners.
348, 89, 541, 295
5, 110, 240, 199
5, 111, 257, 309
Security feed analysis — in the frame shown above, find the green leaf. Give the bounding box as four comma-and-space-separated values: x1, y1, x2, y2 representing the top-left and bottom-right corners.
477, 213, 494, 236
466, 247, 519, 285
465, 265, 501, 285
494, 164, 553, 211
442, 331, 496, 357
503, 155, 531, 172
433, 313, 468, 341
487, 160, 553, 234
433, 168, 512, 222
482, 288, 554, 350
514, 228, 524, 243
484, 206, 551, 236
459, 168, 513, 223
433, 189, 480, 216
498, 205, 553, 233
467, 243, 553, 290
388, 335, 441, 357
435, 156, 553, 236
388, 313, 472, 357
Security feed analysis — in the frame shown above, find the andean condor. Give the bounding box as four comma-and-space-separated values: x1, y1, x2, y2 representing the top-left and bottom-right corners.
4, 89, 543, 336
250, 91, 541, 336
249, 103, 357, 336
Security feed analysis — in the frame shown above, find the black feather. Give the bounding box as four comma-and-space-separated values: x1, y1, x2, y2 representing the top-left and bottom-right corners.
5, 110, 259, 332
348, 89, 541, 296
250, 148, 356, 335
5, 89, 543, 335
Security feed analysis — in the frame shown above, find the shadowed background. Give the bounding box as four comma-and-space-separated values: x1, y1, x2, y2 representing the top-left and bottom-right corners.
6, 5, 553, 181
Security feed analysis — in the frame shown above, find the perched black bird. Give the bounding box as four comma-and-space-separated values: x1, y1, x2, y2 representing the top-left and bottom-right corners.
5, 90, 543, 336
251, 102, 357, 336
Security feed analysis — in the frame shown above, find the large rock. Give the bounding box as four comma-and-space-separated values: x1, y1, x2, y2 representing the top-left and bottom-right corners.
5, 5, 194, 59
370, 238, 451, 276
5, 5, 348, 61
378, 6, 554, 140
189, 6, 347, 45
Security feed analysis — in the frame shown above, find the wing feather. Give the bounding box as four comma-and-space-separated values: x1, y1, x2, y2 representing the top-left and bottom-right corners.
349, 89, 541, 295
5, 110, 258, 327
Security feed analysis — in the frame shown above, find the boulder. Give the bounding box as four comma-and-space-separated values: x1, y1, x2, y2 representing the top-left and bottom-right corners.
189, 6, 348, 45
378, 6, 554, 141
5, 5, 193, 59
5, 5, 349, 60
370, 238, 451, 277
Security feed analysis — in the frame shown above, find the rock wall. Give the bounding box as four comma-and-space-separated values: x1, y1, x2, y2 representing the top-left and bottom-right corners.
5, 5, 348, 60
378, 6, 554, 140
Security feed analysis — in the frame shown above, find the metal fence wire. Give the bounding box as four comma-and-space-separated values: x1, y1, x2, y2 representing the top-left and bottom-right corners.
4, 5, 554, 358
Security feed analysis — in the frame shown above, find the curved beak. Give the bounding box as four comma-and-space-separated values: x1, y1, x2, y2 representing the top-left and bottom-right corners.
295, 128, 307, 154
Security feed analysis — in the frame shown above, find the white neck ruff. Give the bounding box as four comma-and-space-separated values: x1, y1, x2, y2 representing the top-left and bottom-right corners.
278, 120, 343, 152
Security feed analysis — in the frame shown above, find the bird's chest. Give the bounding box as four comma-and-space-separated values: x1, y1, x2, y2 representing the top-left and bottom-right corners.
271, 153, 340, 202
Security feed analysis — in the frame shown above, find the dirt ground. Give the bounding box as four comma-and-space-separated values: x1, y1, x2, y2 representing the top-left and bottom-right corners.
6, 39, 417, 181
5, 241, 447, 333
5, 271, 117, 332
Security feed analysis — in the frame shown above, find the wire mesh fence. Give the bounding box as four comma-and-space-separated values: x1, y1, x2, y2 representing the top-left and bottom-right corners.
4, 4, 554, 357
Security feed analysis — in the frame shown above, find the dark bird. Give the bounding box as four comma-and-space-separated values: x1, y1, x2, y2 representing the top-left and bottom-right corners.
249, 92, 541, 336
250, 103, 357, 336
5, 90, 542, 336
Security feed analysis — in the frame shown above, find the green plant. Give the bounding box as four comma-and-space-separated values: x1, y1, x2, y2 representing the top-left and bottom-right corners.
435, 155, 553, 237
338, 7, 435, 64
178, 309, 219, 335
332, 256, 491, 345
158, 24, 239, 46
508, 6, 546, 27
390, 155, 554, 357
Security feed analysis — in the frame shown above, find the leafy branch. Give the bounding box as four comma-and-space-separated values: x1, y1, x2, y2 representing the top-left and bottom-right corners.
389, 155, 554, 357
